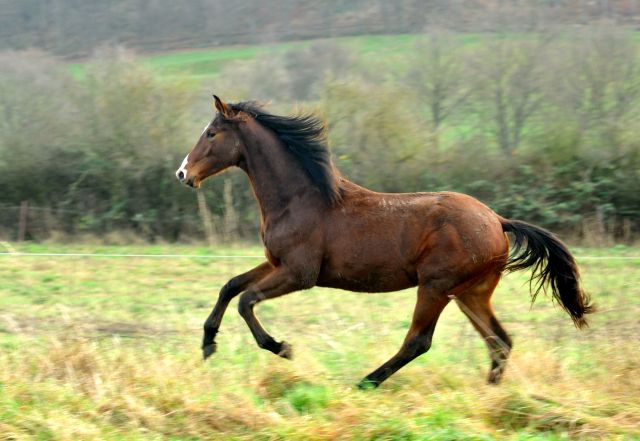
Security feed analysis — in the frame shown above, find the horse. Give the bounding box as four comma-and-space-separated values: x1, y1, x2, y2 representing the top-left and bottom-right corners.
176, 95, 593, 388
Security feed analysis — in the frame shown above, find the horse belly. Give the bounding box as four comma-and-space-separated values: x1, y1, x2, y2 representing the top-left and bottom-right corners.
316, 203, 426, 292
316, 254, 417, 293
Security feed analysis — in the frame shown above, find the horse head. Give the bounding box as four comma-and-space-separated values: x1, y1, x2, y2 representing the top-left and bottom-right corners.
176, 95, 244, 188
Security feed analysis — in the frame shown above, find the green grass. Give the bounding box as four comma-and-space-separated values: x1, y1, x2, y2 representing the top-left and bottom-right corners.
64, 33, 432, 83
65, 44, 261, 81
138, 46, 261, 80
1, 242, 639, 439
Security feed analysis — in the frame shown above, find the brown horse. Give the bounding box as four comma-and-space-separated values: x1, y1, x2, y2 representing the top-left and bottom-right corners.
176, 96, 593, 388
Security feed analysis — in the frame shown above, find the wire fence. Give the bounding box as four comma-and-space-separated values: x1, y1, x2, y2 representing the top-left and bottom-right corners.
2, 203, 639, 254
0, 252, 639, 260
1, 227, 638, 390
0, 200, 246, 243
2, 249, 637, 389
0, 252, 265, 258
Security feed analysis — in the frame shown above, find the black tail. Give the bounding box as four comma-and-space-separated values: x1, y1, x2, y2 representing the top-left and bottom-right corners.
500, 218, 594, 329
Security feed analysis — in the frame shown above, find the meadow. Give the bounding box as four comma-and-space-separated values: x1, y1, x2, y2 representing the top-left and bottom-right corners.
65, 34, 426, 82
1, 242, 639, 440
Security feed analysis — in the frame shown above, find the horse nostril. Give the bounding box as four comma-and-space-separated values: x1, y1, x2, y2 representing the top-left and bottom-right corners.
177, 170, 185, 181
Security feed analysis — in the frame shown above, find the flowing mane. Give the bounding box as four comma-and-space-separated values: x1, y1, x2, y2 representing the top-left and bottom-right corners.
227, 100, 342, 203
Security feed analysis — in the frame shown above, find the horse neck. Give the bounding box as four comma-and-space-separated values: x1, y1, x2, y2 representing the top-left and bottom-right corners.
238, 123, 319, 219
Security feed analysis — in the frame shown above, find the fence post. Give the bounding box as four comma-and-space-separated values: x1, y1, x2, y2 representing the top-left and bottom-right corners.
223, 178, 238, 243
196, 191, 215, 247
18, 201, 28, 242
596, 205, 605, 245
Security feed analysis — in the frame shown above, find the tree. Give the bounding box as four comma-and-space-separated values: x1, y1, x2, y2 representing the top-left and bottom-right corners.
406, 34, 472, 133
470, 37, 547, 154
553, 27, 640, 136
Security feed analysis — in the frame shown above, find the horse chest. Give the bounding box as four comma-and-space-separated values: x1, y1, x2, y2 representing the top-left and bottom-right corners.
262, 220, 315, 264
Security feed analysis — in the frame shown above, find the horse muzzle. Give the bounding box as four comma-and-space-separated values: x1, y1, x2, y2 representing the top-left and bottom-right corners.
176, 170, 200, 188
176, 169, 191, 185
176, 154, 191, 185
176, 172, 195, 187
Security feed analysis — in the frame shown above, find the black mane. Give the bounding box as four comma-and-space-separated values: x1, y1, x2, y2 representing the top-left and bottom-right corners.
227, 100, 341, 203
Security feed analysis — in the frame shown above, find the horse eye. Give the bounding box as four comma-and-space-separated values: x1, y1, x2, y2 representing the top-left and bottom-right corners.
207, 131, 215, 139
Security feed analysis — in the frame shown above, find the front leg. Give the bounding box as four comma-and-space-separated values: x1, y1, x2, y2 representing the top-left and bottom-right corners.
237, 266, 311, 359
202, 261, 273, 360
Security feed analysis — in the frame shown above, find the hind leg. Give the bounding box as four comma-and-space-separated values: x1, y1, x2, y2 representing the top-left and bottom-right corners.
455, 271, 512, 384
358, 283, 452, 388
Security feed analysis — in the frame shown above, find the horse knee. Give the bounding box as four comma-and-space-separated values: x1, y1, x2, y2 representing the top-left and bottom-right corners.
218, 284, 232, 301
237, 292, 257, 318
403, 334, 433, 359
220, 278, 242, 301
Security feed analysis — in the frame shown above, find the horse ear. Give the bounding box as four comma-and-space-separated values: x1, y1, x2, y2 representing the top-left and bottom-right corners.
213, 95, 233, 118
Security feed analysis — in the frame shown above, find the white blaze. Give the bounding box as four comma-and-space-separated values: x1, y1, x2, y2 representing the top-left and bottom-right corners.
176, 154, 189, 181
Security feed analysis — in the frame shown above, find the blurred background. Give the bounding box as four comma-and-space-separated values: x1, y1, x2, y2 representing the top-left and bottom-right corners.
2, 2, 640, 440
1, 0, 639, 245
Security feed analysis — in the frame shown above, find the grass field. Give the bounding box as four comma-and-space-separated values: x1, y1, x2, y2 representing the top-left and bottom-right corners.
65, 34, 430, 83
1, 242, 639, 440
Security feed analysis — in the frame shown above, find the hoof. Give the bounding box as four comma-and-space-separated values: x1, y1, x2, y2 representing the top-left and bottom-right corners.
202, 343, 217, 360
277, 341, 293, 360
356, 379, 379, 391
487, 369, 503, 385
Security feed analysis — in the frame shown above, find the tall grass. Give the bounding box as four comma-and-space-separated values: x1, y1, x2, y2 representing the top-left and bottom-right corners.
1, 243, 639, 439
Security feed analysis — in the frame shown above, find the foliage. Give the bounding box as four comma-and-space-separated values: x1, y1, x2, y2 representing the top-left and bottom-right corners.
0, 48, 212, 240
2, 29, 640, 241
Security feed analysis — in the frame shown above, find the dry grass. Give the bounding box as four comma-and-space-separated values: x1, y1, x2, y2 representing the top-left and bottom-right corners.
1, 243, 639, 440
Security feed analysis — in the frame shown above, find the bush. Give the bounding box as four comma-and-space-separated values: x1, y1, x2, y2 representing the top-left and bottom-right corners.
3, 28, 640, 243
0, 48, 197, 240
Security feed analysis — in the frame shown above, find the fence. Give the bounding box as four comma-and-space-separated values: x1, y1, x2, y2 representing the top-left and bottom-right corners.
1, 229, 638, 389
2, 200, 639, 250
0, 201, 229, 244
